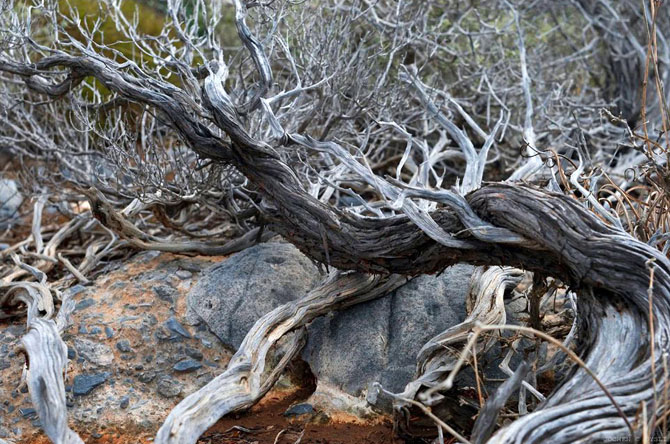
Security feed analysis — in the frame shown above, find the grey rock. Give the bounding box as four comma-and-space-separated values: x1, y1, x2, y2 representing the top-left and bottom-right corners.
104, 326, 115, 339
153, 284, 176, 303
73, 373, 109, 396
164, 317, 191, 339
4, 325, 24, 337
283, 403, 314, 417
74, 338, 114, 367
187, 243, 321, 349
116, 340, 132, 353
184, 347, 203, 361
119, 396, 130, 409
74, 298, 96, 312
0, 178, 23, 227
303, 264, 473, 402
19, 407, 36, 419
64, 285, 87, 298
138, 371, 156, 383
175, 270, 192, 280
176, 260, 202, 273
156, 375, 182, 398
154, 327, 181, 342
173, 359, 202, 373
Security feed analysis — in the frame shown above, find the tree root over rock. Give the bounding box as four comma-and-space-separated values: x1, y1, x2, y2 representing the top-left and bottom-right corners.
156, 272, 407, 443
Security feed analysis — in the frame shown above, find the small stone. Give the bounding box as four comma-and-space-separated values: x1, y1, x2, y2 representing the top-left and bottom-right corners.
116, 340, 132, 353
283, 403, 314, 417
176, 261, 202, 272
73, 373, 108, 396
154, 327, 180, 342
184, 347, 203, 361
156, 376, 182, 398
119, 396, 130, 409
104, 327, 115, 339
19, 407, 36, 419
153, 285, 176, 303
164, 317, 191, 339
65, 285, 87, 298
138, 371, 156, 383
75, 298, 96, 312
6, 325, 25, 337
173, 359, 202, 373
67, 347, 76, 359
0, 179, 23, 228
75, 338, 114, 367
176, 270, 192, 280
89, 326, 102, 335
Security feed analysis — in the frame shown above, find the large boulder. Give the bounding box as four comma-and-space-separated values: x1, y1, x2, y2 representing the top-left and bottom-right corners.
187, 242, 322, 349
187, 242, 473, 414
303, 264, 473, 410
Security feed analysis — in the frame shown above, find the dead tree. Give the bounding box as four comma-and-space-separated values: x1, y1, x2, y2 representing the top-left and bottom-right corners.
2, 0, 670, 443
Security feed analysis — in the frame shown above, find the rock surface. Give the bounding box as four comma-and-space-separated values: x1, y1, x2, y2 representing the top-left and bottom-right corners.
187, 242, 322, 349
0, 178, 23, 228
0, 251, 229, 443
188, 243, 474, 413
303, 264, 473, 408
74, 338, 114, 367
73, 373, 110, 396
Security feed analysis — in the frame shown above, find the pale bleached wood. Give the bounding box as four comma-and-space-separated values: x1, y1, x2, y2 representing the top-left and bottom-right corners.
155, 271, 406, 443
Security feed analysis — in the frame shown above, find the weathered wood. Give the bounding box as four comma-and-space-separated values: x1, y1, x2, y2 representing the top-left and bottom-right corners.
472, 361, 530, 444
2, 1, 670, 442
392, 266, 524, 433
7, 283, 83, 444
155, 272, 407, 443
6, 35, 669, 444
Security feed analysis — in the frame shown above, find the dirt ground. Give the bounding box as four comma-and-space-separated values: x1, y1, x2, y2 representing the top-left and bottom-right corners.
198, 387, 404, 444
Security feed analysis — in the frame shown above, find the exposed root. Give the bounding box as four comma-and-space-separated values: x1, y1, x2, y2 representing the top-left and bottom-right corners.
155, 272, 406, 443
